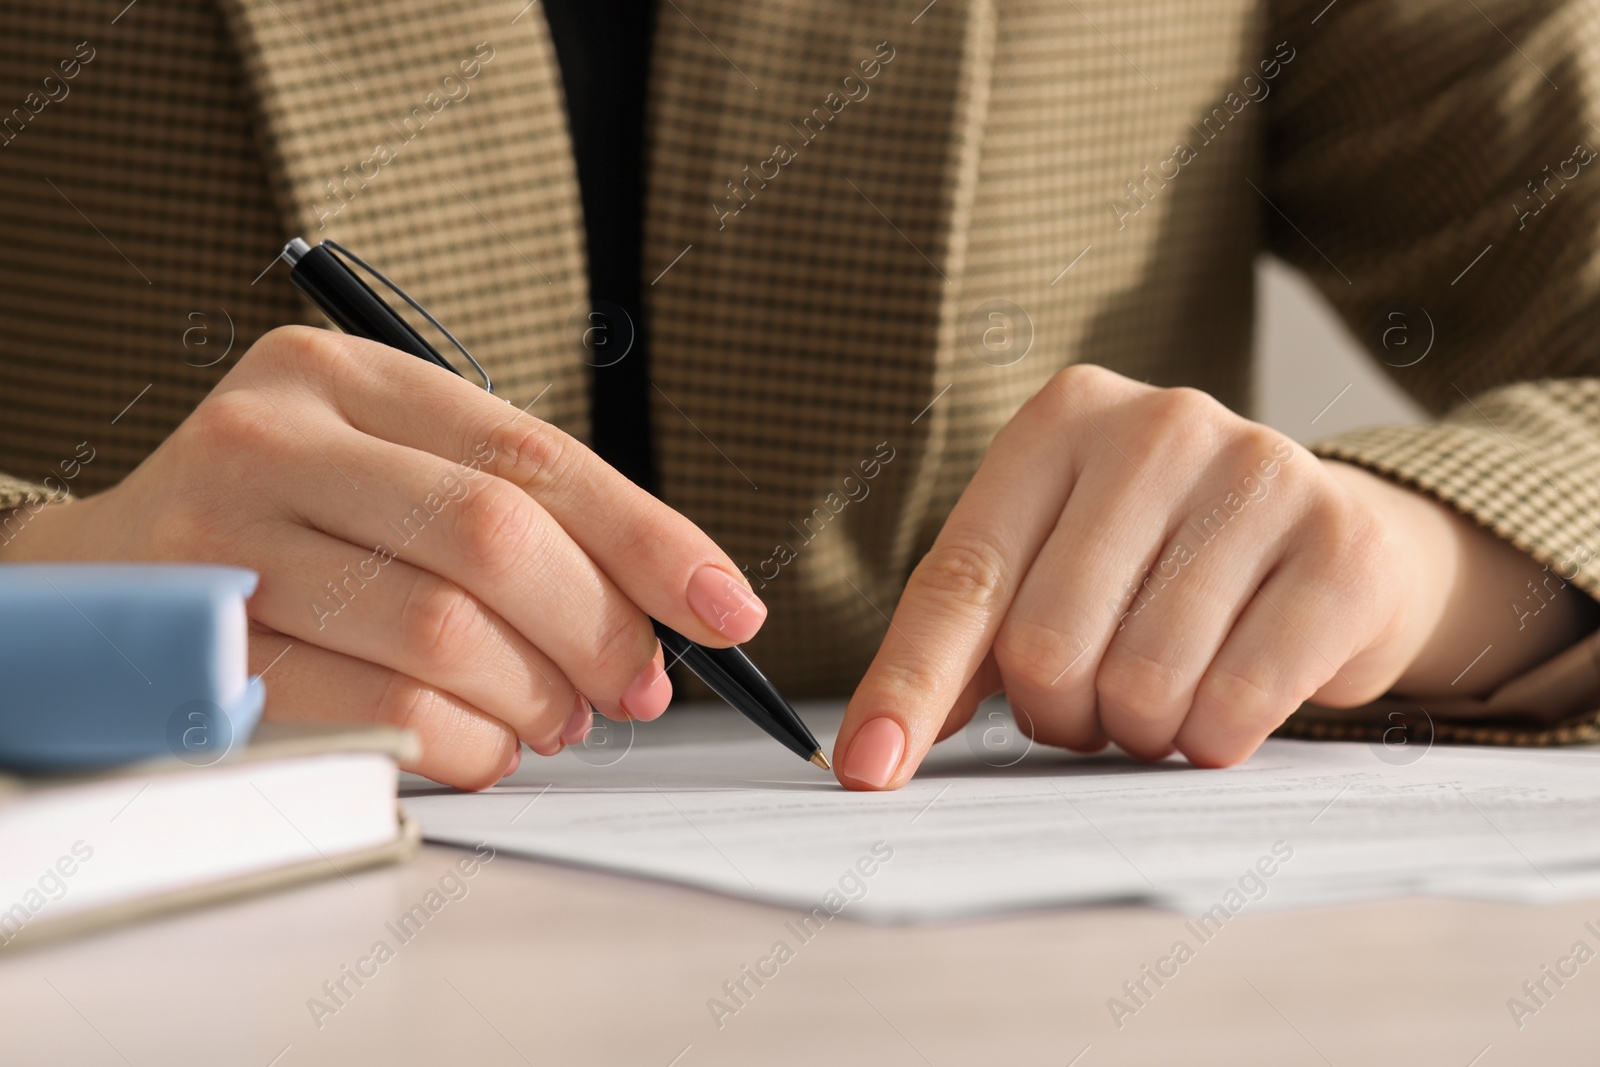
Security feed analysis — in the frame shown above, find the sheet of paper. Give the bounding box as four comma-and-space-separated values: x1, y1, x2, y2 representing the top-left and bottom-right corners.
401, 702, 1600, 921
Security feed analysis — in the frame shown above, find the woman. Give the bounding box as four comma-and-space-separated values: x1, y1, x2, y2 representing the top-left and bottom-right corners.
3, 0, 1597, 789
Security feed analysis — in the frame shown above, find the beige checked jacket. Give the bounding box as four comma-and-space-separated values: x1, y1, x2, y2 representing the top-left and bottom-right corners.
4, 0, 1600, 745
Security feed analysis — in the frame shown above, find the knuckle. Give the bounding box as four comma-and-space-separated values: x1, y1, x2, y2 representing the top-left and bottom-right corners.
374, 673, 508, 789
1182, 666, 1293, 766
399, 575, 483, 676
611, 518, 660, 572
451, 479, 537, 579
1152, 385, 1219, 424
914, 537, 1009, 615
1096, 642, 1190, 722
1219, 432, 1283, 491
1336, 499, 1388, 556
524, 693, 573, 755
587, 605, 653, 687
187, 388, 279, 453
994, 617, 1086, 692
1305, 485, 1387, 561
1120, 419, 1183, 472
1193, 663, 1279, 726
1030, 364, 1113, 425
1129, 388, 1221, 462
492, 417, 576, 496
864, 654, 946, 711
1049, 362, 1117, 402
374, 671, 437, 733
252, 324, 345, 380
1229, 422, 1284, 465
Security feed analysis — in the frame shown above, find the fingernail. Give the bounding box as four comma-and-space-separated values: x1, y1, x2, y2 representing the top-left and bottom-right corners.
501, 744, 522, 780
561, 694, 593, 746
686, 565, 768, 643
621, 658, 672, 721
841, 717, 906, 788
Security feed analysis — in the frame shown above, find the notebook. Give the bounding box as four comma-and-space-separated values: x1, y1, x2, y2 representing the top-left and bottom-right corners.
0, 722, 420, 950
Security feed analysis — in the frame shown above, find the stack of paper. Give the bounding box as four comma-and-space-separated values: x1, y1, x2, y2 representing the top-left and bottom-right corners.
403, 703, 1600, 921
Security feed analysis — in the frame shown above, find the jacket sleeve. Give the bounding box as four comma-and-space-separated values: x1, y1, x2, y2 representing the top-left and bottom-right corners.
0, 474, 68, 512
1262, 0, 1600, 741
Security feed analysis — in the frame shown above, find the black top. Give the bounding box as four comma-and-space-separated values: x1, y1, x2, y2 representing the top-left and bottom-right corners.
543, 0, 658, 493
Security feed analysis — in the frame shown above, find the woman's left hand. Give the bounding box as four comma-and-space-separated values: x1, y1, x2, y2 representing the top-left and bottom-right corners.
832, 364, 1593, 789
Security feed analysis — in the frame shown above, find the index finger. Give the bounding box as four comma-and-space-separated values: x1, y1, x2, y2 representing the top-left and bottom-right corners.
834, 391, 1082, 789
281, 328, 766, 648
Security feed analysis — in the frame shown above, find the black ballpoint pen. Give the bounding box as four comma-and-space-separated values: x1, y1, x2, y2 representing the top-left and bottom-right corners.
279, 237, 831, 770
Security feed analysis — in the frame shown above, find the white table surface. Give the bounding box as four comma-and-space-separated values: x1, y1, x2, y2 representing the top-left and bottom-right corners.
3, 710, 1596, 1066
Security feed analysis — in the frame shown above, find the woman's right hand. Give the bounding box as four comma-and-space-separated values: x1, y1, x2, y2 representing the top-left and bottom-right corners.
2, 326, 768, 788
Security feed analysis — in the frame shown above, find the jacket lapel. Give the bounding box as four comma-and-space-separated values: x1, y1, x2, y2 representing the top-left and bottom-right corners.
646, 0, 995, 664
216, 0, 590, 431
217, 0, 995, 685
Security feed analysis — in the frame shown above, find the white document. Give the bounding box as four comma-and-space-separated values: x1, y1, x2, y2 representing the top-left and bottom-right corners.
401, 702, 1600, 921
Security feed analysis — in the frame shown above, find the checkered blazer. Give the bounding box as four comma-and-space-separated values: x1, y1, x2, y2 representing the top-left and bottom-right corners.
4, 0, 1600, 743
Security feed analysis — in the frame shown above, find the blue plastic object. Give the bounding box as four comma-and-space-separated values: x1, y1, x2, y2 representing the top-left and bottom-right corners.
0, 564, 264, 771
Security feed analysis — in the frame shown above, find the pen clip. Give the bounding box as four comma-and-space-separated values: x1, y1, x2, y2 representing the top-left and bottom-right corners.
311, 239, 494, 395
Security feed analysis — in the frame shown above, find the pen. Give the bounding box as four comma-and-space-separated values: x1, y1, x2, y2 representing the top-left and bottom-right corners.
279, 237, 831, 770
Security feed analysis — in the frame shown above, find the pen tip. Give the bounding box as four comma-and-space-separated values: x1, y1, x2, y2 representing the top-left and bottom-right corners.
810, 750, 831, 770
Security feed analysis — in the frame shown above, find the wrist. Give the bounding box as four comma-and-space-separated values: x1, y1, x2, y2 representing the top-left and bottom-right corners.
1321, 459, 1459, 684
1322, 458, 1600, 697
0, 496, 97, 562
